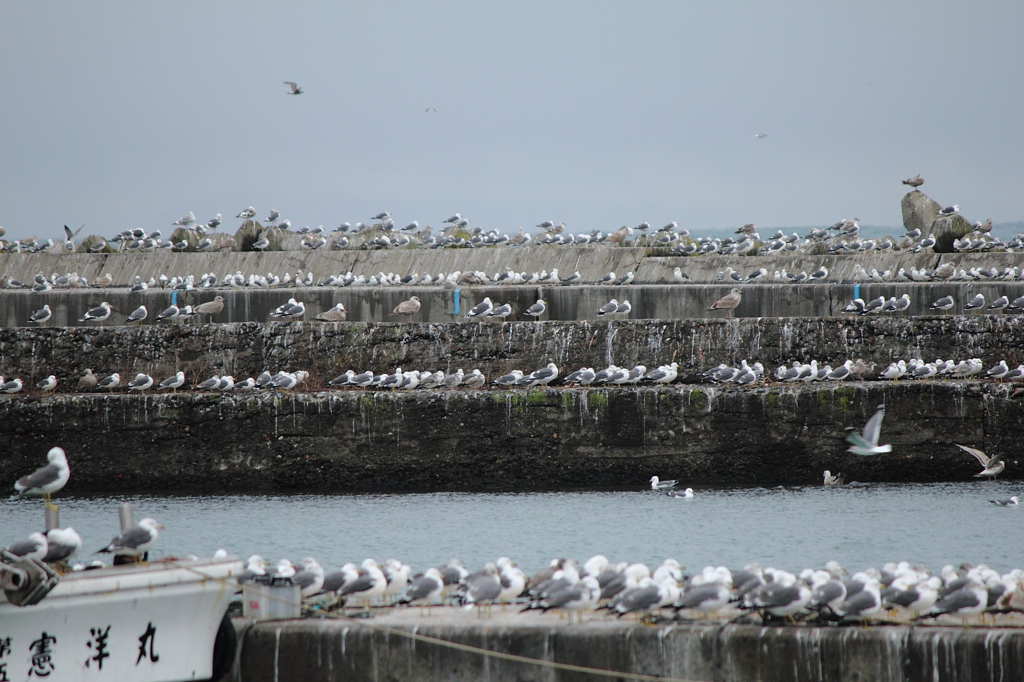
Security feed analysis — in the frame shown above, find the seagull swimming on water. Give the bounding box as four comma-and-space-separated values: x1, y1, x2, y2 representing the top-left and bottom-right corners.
955, 444, 1005, 480
649, 476, 676, 490
845, 404, 891, 456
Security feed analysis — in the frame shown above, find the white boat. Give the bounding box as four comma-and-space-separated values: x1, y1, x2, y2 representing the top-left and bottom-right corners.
0, 556, 244, 682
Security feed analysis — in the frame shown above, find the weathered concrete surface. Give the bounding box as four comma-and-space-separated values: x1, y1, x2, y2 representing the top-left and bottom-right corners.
2, 248, 1021, 290
3, 318, 1024, 389
0, 382, 1020, 492
231, 612, 1024, 682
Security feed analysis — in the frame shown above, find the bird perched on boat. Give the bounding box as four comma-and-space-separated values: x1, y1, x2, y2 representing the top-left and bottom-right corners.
389, 296, 421, 323
315, 303, 347, 322
845, 404, 891, 456
708, 288, 742, 318
97, 517, 163, 558
955, 444, 1004, 480
902, 174, 924, 188
43, 527, 83, 564
14, 446, 70, 509
5, 532, 49, 561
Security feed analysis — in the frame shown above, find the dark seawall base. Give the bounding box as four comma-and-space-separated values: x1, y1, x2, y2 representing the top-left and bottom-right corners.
1, 381, 1020, 492
231, 614, 1024, 682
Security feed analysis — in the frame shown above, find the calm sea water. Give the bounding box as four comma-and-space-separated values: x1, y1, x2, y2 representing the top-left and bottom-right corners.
4, 482, 1022, 575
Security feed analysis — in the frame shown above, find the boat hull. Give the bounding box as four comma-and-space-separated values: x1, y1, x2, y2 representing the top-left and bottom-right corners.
0, 557, 244, 682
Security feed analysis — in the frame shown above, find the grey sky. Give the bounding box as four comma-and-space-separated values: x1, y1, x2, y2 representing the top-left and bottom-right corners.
1, 2, 1021, 242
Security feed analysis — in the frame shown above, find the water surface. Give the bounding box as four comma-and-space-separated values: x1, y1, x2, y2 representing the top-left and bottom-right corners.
4, 481, 1022, 574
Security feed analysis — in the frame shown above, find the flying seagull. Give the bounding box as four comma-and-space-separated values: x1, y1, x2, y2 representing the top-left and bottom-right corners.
955, 444, 1005, 480
845, 404, 891, 456
902, 174, 924, 188
284, 81, 303, 95
754, 133, 767, 138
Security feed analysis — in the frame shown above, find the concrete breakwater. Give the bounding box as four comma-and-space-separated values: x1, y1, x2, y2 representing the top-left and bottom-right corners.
231, 612, 1024, 682
0, 381, 1019, 491
2, 317, 1024, 387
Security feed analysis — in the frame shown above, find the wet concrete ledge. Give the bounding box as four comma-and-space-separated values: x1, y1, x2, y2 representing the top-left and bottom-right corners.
0, 382, 1020, 492
231, 611, 1024, 682
3, 317, 1024, 393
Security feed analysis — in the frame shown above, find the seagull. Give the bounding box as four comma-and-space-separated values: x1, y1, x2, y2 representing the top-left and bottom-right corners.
96, 373, 121, 391
466, 297, 493, 318
525, 300, 546, 318
97, 517, 163, 557
488, 303, 513, 320
159, 371, 186, 392
315, 303, 347, 322
125, 305, 148, 324
0, 378, 23, 394
938, 205, 960, 216
5, 532, 48, 561
666, 488, 694, 498
902, 174, 924, 188
845, 404, 891, 456
823, 470, 845, 485
284, 81, 303, 95
390, 296, 421, 323
236, 206, 256, 219
754, 133, 768, 138
708, 288, 742, 318
29, 304, 52, 326
649, 476, 677, 490
156, 304, 180, 322
991, 496, 1020, 507
955, 444, 1005, 480
77, 369, 98, 392
929, 296, 955, 314
79, 301, 113, 325
173, 211, 196, 227
615, 299, 632, 318
14, 446, 70, 509
127, 373, 154, 392
614, 272, 634, 286
964, 294, 985, 312
271, 298, 305, 320
597, 299, 619, 317
44, 527, 83, 563
37, 375, 58, 392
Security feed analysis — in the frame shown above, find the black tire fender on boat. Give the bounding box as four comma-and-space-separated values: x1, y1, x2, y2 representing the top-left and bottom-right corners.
208, 612, 237, 682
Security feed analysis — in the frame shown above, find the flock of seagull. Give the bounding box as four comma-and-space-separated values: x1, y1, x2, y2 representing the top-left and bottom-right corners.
5, 349, 1023, 396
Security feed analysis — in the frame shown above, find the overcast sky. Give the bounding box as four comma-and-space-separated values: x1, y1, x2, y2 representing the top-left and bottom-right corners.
1, 2, 1021, 242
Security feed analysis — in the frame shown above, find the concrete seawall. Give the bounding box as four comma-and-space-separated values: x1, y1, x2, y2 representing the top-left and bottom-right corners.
230, 612, 1024, 682
2, 317, 1024, 388
0, 381, 1019, 491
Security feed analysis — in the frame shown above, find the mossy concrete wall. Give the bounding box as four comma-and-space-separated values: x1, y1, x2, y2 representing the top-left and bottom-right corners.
0, 382, 1019, 492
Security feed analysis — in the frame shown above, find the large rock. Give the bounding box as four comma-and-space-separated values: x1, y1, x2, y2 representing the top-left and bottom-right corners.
233, 220, 266, 251
901, 190, 941, 235
78, 234, 114, 254
931, 214, 972, 253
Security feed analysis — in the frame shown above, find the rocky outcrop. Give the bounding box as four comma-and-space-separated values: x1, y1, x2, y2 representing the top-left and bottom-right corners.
931, 214, 972, 253
901, 190, 940, 235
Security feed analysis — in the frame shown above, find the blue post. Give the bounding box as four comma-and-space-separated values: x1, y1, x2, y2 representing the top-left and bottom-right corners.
453, 288, 461, 315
